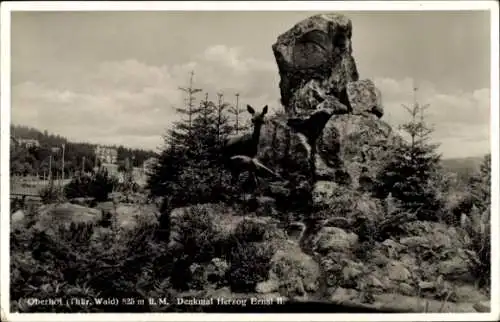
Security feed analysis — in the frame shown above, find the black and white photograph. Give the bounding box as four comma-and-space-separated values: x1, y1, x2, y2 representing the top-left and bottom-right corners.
1, 1, 499, 321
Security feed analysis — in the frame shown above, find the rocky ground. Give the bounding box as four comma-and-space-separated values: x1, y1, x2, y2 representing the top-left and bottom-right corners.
10, 193, 490, 313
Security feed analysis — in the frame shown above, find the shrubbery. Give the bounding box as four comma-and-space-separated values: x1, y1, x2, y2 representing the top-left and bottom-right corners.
166, 204, 280, 293
10, 208, 170, 313
461, 154, 491, 289
64, 169, 118, 202
227, 241, 274, 292
39, 180, 65, 204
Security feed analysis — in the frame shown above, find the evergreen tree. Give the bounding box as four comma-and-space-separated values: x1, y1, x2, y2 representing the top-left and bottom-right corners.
177, 70, 203, 138
374, 87, 443, 220
228, 93, 249, 135
214, 92, 234, 147
468, 153, 491, 212
146, 72, 236, 207
147, 71, 203, 200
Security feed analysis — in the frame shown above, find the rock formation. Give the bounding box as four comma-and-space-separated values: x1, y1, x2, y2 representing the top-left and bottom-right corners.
261, 13, 397, 209
272, 13, 359, 115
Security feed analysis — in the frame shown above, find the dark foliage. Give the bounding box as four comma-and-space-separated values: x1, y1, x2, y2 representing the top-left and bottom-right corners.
39, 180, 65, 204
64, 169, 118, 202
227, 241, 274, 293
146, 85, 237, 207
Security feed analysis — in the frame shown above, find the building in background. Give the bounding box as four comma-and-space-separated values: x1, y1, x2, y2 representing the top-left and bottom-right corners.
95, 145, 118, 164
99, 161, 149, 187
13, 138, 40, 149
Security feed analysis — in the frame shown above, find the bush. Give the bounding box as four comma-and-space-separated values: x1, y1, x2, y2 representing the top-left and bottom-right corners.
39, 181, 65, 204
462, 205, 491, 289
225, 218, 281, 293
227, 241, 274, 293
172, 204, 232, 262
233, 219, 268, 243
64, 170, 118, 202
167, 204, 234, 290
10, 209, 170, 313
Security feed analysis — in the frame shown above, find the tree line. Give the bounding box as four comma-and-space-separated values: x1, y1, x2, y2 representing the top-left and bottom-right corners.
10, 124, 159, 179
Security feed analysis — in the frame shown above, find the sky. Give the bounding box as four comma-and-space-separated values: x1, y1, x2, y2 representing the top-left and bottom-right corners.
9, 10, 491, 158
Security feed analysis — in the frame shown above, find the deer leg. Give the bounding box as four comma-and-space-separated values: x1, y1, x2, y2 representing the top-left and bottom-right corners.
251, 170, 259, 193
296, 132, 312, 160
310, 142, 317, 183
230, 167, 240, 186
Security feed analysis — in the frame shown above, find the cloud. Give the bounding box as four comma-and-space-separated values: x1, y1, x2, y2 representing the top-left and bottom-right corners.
11, 45, 280, 151
374, 77, 490, 158
11, 45, 490, 158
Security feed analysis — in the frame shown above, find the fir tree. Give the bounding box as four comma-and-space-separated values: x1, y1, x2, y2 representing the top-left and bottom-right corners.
468, 153, 491, 212
147, 71, 204, 200
214, 92, 234, 146
177, 70, 203, 137
228, 93, 249, 135
147, 75, 236, 206
375, 87, 443, 220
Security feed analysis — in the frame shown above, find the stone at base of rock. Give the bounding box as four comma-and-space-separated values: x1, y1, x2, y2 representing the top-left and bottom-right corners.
329, 287, 359, 302
473, 301, 490, 312
399, 283, 416, 296
256, 280, 279, 294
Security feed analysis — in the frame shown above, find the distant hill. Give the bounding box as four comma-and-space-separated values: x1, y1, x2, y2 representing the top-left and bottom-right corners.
440, 155, 485, 184
441, 156, 483, 172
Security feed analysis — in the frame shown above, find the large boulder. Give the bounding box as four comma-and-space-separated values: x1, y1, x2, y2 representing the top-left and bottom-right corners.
95, 201, 159, 231
272, 13, 385, 158
260, 241, 321, 297
312, 226, 359, 255
11, 209, 26, 231
113, 203, 159, 230
33, 203, 102, 238
258, 115, 312, 177
318, 114, 399, 189
400, 221, 471, 251
272, 13, 358, 113
347, 79, 384, 117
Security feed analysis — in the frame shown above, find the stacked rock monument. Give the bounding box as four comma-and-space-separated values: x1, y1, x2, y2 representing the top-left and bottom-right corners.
254, 13, 398, 211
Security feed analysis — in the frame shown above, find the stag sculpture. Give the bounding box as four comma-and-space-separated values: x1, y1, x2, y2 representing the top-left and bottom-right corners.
222, 104, 280, 187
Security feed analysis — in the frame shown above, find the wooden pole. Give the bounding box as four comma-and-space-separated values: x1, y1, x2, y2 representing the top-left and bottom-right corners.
61, 143, 65, 182
95, 151, 98, 171
49, 154, 52, 181
235, 93, 240, 134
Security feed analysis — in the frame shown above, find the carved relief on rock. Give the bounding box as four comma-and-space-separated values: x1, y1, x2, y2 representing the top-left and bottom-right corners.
272, 13, 359, 115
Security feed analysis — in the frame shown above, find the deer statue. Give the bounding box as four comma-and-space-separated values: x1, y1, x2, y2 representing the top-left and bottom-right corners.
222, 104, 280, 188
